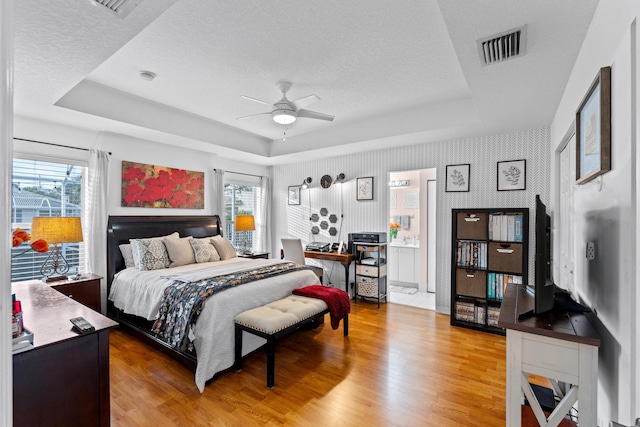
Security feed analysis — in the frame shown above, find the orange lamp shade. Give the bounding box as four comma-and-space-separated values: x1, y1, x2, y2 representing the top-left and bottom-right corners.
30, 216, 84, 244
235, 215, 256, 232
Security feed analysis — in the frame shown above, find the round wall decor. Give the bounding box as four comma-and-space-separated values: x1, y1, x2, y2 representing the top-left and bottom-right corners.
321, 175, 333, 188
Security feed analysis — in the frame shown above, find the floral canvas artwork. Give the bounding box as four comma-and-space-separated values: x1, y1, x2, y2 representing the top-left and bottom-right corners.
121, 161, 205, 208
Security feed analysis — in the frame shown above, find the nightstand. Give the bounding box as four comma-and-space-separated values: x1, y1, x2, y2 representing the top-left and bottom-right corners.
48, 273, 102, 312
238, 252, 270, 259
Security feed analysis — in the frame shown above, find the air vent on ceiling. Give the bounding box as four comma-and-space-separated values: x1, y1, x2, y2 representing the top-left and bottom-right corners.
89, 0, 142, 19
477, 25, 527, 66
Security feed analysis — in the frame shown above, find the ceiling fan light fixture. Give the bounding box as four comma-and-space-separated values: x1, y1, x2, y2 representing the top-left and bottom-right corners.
273, 110, 297, 125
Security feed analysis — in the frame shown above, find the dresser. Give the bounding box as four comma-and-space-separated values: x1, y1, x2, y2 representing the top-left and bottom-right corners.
11, 280, 118, 427
46, 273, 103, 312
498, 284, 600, 427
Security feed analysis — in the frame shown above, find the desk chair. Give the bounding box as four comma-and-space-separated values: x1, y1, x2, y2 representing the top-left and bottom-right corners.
281, 238, 323, 284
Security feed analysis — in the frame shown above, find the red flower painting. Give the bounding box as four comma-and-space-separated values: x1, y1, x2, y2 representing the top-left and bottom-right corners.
121, 161, 205, 209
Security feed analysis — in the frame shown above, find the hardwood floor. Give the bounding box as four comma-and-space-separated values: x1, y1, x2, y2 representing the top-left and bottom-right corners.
110, 302, 507, 426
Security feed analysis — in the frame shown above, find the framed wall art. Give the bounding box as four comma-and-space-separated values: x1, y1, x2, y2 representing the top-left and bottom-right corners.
576, 66, 611, 184
497, 159, 526, 191
288, 186, 301, 205
356, 177, 373, 200
121, 161, 204, 208
445, 164, 470, 192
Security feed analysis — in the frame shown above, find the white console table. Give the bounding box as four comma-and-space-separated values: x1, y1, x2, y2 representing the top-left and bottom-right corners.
498, 284, 600, 427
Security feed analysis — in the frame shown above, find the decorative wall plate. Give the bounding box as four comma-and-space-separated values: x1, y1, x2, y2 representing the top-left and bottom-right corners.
321, 174, 333, 188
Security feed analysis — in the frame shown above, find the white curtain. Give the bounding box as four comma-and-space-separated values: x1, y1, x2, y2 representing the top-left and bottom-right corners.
256, 175, 271, 253
84, 149, 110, 313
212, 169, 226, 233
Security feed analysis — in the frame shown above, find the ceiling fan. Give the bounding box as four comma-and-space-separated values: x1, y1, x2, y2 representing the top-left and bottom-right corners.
237, 81, 335, 125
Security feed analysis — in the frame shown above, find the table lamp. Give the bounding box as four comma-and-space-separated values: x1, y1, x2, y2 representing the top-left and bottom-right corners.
30, 216, 84, 282
235, 215, 255, 254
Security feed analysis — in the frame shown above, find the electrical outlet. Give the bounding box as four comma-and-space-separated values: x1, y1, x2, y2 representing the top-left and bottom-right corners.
586, 242, 595, 260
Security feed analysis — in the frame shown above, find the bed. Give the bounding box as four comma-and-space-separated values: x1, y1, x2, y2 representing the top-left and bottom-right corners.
106, 215, 320, 392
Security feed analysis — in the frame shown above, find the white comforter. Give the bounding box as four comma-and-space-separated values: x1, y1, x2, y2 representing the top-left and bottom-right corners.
109, 258, 320, 392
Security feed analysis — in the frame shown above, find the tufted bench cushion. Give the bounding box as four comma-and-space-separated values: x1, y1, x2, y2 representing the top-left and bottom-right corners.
234, 294, 348, 388
235, 295, 328, 334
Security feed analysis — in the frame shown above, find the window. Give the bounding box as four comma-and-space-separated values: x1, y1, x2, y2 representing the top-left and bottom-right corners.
224, 183, 258, 250
11, 157, 86, 282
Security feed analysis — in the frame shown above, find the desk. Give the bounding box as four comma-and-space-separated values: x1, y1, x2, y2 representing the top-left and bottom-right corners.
498, 284, 600, 427
304, 251, 355, 293
12, 280, 118, 427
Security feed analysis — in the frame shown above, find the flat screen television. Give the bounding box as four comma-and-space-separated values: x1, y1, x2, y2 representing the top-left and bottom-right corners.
518, 195, 554, 319
518, 195, 589, 320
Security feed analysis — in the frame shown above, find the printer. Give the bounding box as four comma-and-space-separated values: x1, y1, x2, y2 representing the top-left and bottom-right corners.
348, 232, 387, 253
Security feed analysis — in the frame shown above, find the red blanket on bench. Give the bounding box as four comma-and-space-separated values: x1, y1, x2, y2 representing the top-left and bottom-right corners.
292, 285, 350, 329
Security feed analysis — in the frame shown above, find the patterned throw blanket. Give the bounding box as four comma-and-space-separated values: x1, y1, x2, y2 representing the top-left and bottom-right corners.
152, 261, 308, 351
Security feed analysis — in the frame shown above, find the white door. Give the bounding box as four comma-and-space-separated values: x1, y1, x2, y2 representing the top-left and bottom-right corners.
558, 136, 575, 291
427, 180, 436, 292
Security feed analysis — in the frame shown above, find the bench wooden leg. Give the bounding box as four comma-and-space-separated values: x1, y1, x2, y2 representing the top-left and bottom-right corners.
234, 324, 243, 371
343, 314, 349, 336
266, 336, 276, 388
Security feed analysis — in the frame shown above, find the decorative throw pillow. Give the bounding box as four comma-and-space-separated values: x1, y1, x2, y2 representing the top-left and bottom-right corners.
211, 235, 237, 260
189, 237, 221, 263
164, 236, 196, 267
119, 244, 135, 268
130, 232, 179, 267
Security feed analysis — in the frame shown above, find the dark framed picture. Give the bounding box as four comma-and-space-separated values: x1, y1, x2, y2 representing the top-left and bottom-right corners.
445, 164, 470, 192
288, 186, 301, 205
356, 177, 373, 200
576, 66, 611, 184
497, 159, 526, 191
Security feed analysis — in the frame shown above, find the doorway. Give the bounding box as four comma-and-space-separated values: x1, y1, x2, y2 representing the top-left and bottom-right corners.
388, 168, 436, 310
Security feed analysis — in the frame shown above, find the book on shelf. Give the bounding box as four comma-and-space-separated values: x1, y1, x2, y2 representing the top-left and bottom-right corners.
487, 273, 522, 300
456, 241, 488, 269
507, 216, 515, 242
488, 213, 524, 242
487, 306, 500, 327
514, 214, 523, 242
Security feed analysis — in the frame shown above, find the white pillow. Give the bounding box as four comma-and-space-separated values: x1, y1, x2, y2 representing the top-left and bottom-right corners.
210, 235, 237, 260
164, 236, 196, 267
119, 244, 135, 268
189, 237, 221, 263
130, 232, 179, 269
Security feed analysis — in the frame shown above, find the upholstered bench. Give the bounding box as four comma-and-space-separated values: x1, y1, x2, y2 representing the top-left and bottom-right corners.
234, 294, 348, 388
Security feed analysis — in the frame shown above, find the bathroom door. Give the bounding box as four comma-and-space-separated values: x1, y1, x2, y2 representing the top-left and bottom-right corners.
427, 180, 436, 293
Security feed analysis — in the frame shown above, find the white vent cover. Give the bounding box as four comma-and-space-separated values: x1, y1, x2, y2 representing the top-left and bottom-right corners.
89, 0, 142, 19
477, 26, 527, 66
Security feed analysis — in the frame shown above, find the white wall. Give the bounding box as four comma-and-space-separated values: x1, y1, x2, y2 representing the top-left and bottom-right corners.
12, 123, 270, 219
272, 127, 550, 312
550, 0, 640, 423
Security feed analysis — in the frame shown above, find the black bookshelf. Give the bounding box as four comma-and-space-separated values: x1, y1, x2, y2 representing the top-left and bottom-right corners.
450, 208, 529, 334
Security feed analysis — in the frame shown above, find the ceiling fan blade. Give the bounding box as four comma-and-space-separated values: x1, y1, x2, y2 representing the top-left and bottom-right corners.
240, 95, 272, 106
291, 94, 320, 111
236, 112, 271, 120
297, 109, 334, 121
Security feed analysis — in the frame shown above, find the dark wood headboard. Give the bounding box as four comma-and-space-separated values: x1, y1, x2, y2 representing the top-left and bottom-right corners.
106, 215, 222, 290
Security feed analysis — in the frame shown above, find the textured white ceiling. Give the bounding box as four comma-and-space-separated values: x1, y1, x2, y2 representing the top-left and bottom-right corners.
13, 0, 599, 165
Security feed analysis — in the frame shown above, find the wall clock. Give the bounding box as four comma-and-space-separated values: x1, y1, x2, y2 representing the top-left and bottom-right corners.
320, 174, 333, 188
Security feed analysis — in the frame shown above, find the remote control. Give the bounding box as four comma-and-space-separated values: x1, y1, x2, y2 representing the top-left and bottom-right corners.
70, 316, 95, 334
